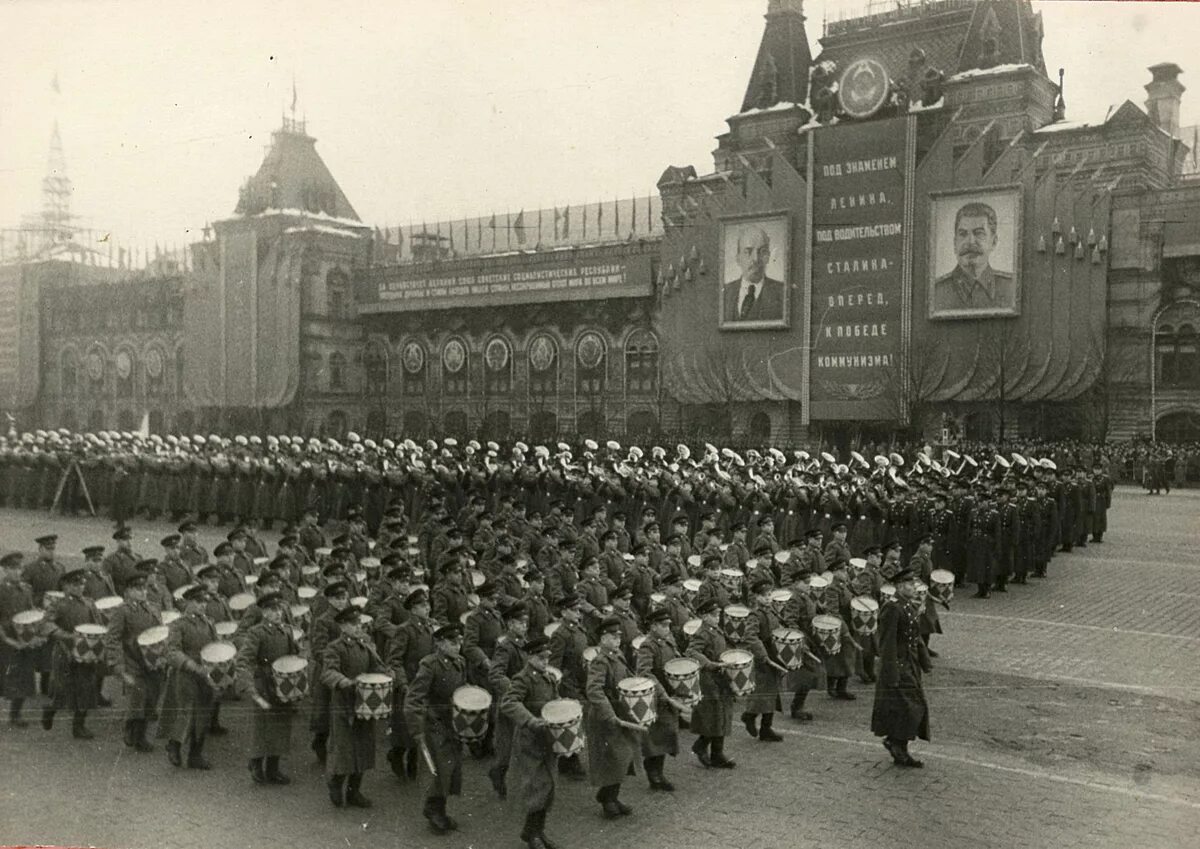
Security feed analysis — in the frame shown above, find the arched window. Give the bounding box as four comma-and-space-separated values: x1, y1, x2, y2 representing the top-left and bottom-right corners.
60, 350, 77, 396
85, 346, 106, 394
624, 330, 658, 396
401, 341, 427, 396
442, 338, 468, 397
328, 352, 347, 391
1176, 324, 1199, 387
577, 409, 607, 438
1155, 323, 1176, 385
484, 336, 512, 396
528, 334, 559, 408
575, 331, 607, 402
326, 268, 351, 319
363, 340, 389, 395
115, 349, 135, 398
145, 347, 165, 396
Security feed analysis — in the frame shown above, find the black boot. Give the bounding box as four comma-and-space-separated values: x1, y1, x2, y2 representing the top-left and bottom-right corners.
327, 774, 345, 807
994, 577, 1008, 592
790, 689, 813, 721
41, 708, 55, 730
124, 719, 137, 747
691, 736, 711, 768
922, 635, 939, 658
897, 738, 924, 768
487, 763, 508, 799
612, 784, 632, 816
208, 703, 228, 736
311, 733, 327, 764
710, 736, 736, 768
758, 712, 783, 742
187, 739, 211, 770
833, 678, 857, 700
535, 809, 558, 849
265, 756, 291, 785
741, 712, 758, 738
9, 698, 27, 728
249, 757, 267, 785
345, 772, 371, 808
521, 811, 543, 846
72, 710, 94, 739
423, 796, 451, 833
166, 739, 182, 767
973, 583, 990, 599
133, 720, 154, 753
597, 785, 622, 819
650, 756, 674, 791
438, 796, 458, 831
386, 747, 407, 779
404, 746, 419, 779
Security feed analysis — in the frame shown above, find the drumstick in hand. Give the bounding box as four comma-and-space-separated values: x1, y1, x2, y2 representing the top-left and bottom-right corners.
418, 739, 438, 776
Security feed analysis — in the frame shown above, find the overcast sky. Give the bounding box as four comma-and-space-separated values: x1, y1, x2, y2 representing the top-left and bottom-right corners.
1, 0, 1197, 250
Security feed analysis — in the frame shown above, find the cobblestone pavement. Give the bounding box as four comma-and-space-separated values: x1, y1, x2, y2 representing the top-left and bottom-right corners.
2, 486, 1198, 849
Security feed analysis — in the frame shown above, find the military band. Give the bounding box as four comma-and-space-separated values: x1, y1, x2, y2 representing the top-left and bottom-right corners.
0, 431, 1119, 846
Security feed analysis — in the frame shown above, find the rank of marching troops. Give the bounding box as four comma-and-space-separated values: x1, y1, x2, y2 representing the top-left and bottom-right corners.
0, 434, 1115, 848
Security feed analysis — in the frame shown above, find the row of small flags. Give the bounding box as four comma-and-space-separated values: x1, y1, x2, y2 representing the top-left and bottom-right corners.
0, 229, 192, 272
372, 196, 664, 261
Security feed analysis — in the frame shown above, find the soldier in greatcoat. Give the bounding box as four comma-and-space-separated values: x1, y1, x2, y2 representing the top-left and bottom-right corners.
235, 591, 302, 785
686, 599, 736, 769
635, 607, 689, 791
105, 570, 162, 752
164, 584, 219, 769
500, 634, 561, 849
871, 568, 933, 768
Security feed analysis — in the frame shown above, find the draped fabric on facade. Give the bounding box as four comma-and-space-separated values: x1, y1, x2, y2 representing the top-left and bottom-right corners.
183, 228, 301, 408
0, 264, 42, 409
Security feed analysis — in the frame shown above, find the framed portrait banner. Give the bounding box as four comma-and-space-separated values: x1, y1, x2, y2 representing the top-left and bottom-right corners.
928, 186, 1022, 320
717, 212, 791, 331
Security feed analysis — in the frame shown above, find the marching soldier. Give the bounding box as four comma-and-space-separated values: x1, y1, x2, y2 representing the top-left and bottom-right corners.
740, 577, 789, 742
308, 579, 351, 764
178, 520, 209, 571
384, 588, 435, 780
1, 552, 43, 727
547, 593, 588, 780
635, 607, 688, 791
164, 585, 219, 769
41, 568, 102, 739
236, 591, 302, 785
486, 602, 529, 798
103, 527, 142, 593
686, 598, 736, 769
586, 616, 651, 818
104, 569, 162, 752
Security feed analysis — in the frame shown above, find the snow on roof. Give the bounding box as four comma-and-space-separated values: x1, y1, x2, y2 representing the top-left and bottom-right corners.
908, 96, 945, 114
284, 223, 366, 238
728, 101, 809, 120
945, 63, 1033, 83
254, 208, 370, 229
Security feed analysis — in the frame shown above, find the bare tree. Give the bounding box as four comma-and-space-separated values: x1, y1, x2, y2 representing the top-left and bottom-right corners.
975, 318, 1031, 442
881, 333, 949, 441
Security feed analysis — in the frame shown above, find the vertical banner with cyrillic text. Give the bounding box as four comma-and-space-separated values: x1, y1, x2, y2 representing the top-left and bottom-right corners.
809, 116, 912, 419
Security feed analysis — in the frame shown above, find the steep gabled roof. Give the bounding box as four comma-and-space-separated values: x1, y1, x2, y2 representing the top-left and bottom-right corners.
234, 121, 359, 221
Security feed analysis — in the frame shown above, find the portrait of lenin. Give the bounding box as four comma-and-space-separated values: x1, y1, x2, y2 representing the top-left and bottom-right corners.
719, 215, 789, 329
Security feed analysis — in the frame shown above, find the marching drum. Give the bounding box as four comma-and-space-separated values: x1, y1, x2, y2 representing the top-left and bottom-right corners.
354, 673, 394, 720
812, 614, 843, 654
470, 570, 486, 590
632, 634, 647, 651
849, 597, 880, 635
719, 649, 755, 697
663, 657, 700, 705
771, 628, 807, 670
360, 557, 382, 578
271, 655, 309, 704
649, 592, 666, 610
215, 620, 238, 639
160, 609, 181, 626
682, 578, 702, 605
300, 566, 320, 586
94, 595, 124, 624
913, 580, 929, 608
543, 622, 560, 639
467, 593, 480, 610
289, 604, 311, 627
929, 569, 955, 603
297, 585, 318, 602
136, 625, 170, 670
545, 665, 563, 686
11, 609, 44, 644
451, 685, 492, 742
722, 604, 751, 643
719, 568, 744, 595
686, 554, 702, 572
71, 624, 107, 664
42, 590, 65, 611
315, 547, 333, 560
879, 584, 897, 601
769, 589, 793, 613
252, 556, 270, 572
200, 641, 238, 691
582, 646, 599, 664
350, 596, 368, 610
353, 571, 368, 586
541, 699, 584, 756
229, 593, 256, 619
244, 574, 259, 589
617, 676, 657, 727
682, 618, 702, 638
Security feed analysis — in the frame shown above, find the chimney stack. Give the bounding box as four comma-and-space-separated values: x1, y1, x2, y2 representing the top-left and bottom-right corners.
1145, 62, 1184, 138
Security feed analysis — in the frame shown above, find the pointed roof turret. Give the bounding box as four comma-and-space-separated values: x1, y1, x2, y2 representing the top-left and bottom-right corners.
739, 0, 812, 113
234, 117, 360, 221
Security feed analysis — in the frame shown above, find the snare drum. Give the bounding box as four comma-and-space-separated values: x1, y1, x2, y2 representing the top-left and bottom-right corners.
682, 618, 702, 638
541, 699, 584, 756
582, 646, 599, 664
200, 641, 238, 691
244, 574, 259, 589
350, 596, 368, 610
849, 596, 880, 635
451, 685, 492, 741
289, 604, 311, 627
649, 592, 666, 610
722, 604, 751, 643
769, 589, 793, 613
271, 655, 309, 704
812, 614, 843, 654
719, 649, 755, 697
228, 593, 256, 619
682, 578, 702, 605
771, 628, 807, 670
297, 585, 318, 602
360, 557, 382, 578
354, 673, 394, 720
300, 567, 320, 587
686, 554, 702, 572
160, 609, 181, 626
719, 568, 744, 594
94, 595, 124, 624
214, 620, 238, 639
879, 584, 896, 601
71, 624, 107, 664
42, 590, 65, 611
913, 580, 929, 608
543, 622, 560, 639
11, 609, 44, 644
617, 676, 657, 727
662, 657, 700, 705
136, 625, 170, 670
929, 569, 955, 603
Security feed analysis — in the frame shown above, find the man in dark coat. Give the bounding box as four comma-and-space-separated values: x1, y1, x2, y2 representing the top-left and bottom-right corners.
406, 622, 469, 834
1, 552, 43, 727
384, 587, 435, 780
547, 594, 588, 780
235, 591, 302, 785
500, 634, 561, 849
871, 568, 933, 768
635, 607, 689, 791
104, 569, 163, 752
164, 585, 219, 768
42, 568, 102, 739
740, 578, 789, 742
686, 599, 736, 769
